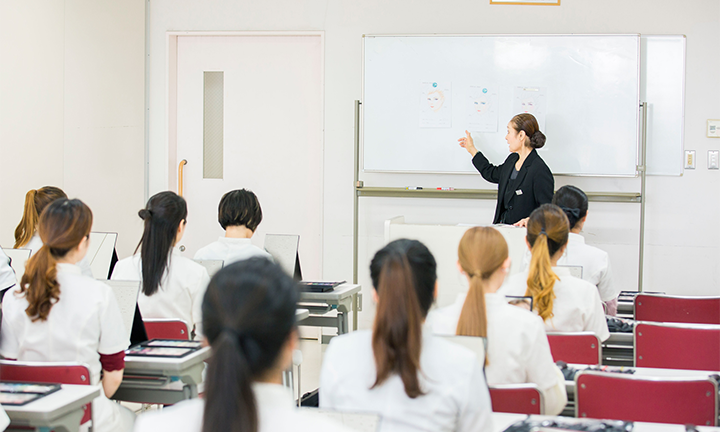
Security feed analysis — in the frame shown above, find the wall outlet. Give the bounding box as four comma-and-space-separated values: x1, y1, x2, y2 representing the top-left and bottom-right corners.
685, 150, 696, 169
709, 150, 719, 169
708, 120, 720, 138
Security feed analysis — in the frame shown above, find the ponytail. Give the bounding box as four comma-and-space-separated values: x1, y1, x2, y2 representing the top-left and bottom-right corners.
20, 198, 92, 321
202, 331, 257, 432
14, 187, 68, 249
135, 192, 187, 296
456, 275, 488, 338
372, 255, 424, 398
525, 204, 569, 322
201, 258, 298, 432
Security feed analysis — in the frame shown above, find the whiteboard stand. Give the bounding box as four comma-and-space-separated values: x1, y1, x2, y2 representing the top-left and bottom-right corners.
352, 99, 649, 292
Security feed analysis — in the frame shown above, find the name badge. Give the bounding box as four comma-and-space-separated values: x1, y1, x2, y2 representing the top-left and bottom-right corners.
515, 189, 523, 196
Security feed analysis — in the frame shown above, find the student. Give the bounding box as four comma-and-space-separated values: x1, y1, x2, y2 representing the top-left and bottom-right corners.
14, 186, 67, 251
13, 186, 94, 277
0, 199, 134, 432
499, 204, 610, 341
428, 227, 567, 415
552, 185, 619, 315
112, 191, 210, 338
320, 239, 493, 432
194, 189, 273, 264
134, 258, 350, 432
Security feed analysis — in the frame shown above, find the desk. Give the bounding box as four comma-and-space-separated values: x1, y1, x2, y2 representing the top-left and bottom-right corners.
4, 384, 99, 432
296, 308, 310, 322
113, 347, 211, 405
562, 364, 720, 418
602, 332, 633, 367
492, 413, 720, 432
299, 284, 361, 342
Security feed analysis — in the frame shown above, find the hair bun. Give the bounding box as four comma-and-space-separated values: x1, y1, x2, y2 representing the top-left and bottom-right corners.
530, 131, 546, 149
138, 209, 152, 220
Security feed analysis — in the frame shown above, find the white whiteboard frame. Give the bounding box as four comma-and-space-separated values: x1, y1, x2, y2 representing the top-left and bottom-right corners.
361, 33, 641, 177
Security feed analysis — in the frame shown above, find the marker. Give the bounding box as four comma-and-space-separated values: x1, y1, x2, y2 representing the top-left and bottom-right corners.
406, 187, 423, 190
437, 187, 455, 191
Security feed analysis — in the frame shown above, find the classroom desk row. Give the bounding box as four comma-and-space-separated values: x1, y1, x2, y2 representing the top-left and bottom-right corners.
492, 413, 720, 432
560, 363, 720, 418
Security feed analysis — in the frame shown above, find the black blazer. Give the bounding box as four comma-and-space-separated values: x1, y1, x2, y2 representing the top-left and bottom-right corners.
472, 149, 554, 225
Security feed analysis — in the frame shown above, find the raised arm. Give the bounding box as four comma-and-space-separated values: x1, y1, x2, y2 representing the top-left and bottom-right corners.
459, 130, 504, 184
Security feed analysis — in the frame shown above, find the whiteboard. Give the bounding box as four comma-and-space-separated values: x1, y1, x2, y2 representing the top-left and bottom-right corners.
363, 35, 640, 176
642, 35, 685, 176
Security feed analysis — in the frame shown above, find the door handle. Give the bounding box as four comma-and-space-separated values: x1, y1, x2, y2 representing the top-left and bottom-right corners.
178, 159, 188, 196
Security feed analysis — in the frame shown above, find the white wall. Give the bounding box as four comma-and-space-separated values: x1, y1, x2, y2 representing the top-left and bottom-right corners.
145, 0, 720, 328
0, 0, 146, 259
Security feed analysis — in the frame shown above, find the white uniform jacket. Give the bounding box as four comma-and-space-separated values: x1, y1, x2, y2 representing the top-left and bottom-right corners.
134, 383, 351, 432
427, 292, 568, 415
0, 263, 134, 431
193, 237, 272, 265
0, 247, 16, 291
111, 249, 210, 338
499, 267, 610, 341
320, 329, 493, 432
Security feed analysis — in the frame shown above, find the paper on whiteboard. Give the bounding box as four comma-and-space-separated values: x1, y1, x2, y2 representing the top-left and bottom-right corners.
513, 86, 547, 131
419, 81, 452, 128
467, 86, 498, 132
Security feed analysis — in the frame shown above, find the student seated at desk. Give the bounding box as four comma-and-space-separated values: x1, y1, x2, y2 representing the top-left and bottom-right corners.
428, 227, 567, 415
320, 239, 492, 432
499, 204, 610, 341
0, 199, 134, 432
112, 191, 210, 338
193, 189, 272, 264
552, 185, 619, 315
134, 258, 350, 432
13, 186, 93, 277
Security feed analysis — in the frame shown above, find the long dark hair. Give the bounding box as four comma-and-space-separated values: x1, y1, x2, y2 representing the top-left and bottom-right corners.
525, 204, 569, 321
21, 199, 92, 321
14, 186, 68, 248
201, 258, 298, 432
135, 191, 187, 296
369, 239, 436, 399
552, 185, 589, 230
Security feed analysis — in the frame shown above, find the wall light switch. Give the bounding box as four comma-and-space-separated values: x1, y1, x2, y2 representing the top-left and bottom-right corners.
709, 150, 719, 170
685, 150, 696, 169
708, 120, 720, 138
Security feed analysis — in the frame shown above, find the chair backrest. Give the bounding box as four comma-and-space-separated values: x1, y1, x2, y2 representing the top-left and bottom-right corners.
438, 335, 486, 365
193, 259, 224, 277
86, 232, 118, 279
4, 249, 31, 283
576, 370, 719, 426
635, 322, 720, 371
144, 318, 190, 340
102, 280, 141, 342
489, 384, 543, 415
634, 293, 720, 325
546, 332, 601, 365
0, 360, 92, 425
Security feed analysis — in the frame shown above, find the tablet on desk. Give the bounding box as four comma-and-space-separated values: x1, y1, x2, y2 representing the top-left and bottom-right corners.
0, 382, 61, 406
298, 281, 345, 293
126, 346, 195, 358
145, 339, 202, 349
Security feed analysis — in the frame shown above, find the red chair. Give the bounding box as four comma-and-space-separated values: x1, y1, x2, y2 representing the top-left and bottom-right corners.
575, 370, 718, 426
0, 360, 93, 426
489, 384, 542, 415
144, 319, 190, 340
634, 322, 720, 371
546, 332, 601, 365
634, 294, 720, 325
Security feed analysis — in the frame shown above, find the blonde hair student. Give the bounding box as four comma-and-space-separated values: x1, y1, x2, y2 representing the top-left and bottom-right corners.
1, 199, 135, 432
14, 186, 67, 250
134, 258, 350, 432
112, 191, 210, 338
320, 239, 492, 432
428, 227, 567, 415
499, 204, 610, 341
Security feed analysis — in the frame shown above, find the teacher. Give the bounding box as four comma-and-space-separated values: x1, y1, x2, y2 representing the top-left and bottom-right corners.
459, 113, 554, 226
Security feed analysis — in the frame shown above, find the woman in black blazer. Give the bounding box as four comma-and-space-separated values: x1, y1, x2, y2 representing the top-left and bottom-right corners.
459, 113, 554, 226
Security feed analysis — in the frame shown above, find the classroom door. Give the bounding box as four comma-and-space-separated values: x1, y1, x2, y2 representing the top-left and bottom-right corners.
174, 34, 324, 278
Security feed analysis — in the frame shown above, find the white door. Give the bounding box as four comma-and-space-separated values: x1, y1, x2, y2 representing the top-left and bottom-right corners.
174, 35, 324, 278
